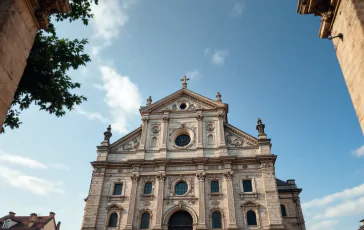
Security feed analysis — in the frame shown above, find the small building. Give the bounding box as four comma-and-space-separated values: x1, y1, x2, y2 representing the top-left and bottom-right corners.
359, 219, 364, 230
0, 212, 61, 229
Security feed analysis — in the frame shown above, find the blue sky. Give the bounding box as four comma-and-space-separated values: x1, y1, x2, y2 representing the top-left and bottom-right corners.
0, 1, 363, 229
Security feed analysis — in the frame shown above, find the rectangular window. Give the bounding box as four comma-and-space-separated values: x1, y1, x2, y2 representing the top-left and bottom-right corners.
113, 183, 123, 195
243, 180, 253, 192
211, 181, 219, 193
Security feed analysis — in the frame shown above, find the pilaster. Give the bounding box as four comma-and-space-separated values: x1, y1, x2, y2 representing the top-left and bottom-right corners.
153, 173, 166, 230
218, 110, 228, 156
124, 174, 140, 230
196, 112, 204, 157
81, 168, 107, 230
136, 115, 148, 159
159, 112, 169, 159
261, 163, 285, 229
224, 171, 238, 229
196, 172, 208, 229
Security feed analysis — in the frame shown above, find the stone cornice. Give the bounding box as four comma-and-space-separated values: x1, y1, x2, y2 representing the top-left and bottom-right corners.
26, 0, 71, 29
297, 0, 341, 38
90, 155, 277, 168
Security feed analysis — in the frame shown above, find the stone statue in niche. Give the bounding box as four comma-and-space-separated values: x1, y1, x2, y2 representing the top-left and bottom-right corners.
226, 133, 243, 147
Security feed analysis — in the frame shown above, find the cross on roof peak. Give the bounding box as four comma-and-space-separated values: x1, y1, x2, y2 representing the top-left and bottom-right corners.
180, 75, 190, 89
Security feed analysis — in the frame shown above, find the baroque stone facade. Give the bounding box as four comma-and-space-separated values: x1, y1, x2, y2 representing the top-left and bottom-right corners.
81, 80, 306, 230
297, 0, 364, 134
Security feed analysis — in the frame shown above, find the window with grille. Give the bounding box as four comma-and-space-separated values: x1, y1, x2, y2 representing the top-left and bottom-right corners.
281, 204, 287, 217
242, 180, 253, 192
212, 212, 222, 228
211, 181, 219, 193
140, 213, 150, 229
144, 182, 152, 194
108, 213, 118, 227
113, 183, 123, 195
175, 182, 188, 195
247, 211, 257, 226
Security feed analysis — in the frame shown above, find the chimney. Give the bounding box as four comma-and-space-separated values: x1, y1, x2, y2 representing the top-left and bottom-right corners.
56, 221, 61, 230
30, 213, 37, 222
9, 211, 15, 217
49, 212, 55, 218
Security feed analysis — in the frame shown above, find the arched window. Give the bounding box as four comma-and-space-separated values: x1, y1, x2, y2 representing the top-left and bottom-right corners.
247, 210, 257, 226
108, 213, 118, 227
144, 182, 152, 194
211, 181, 219, 193
140, 213, 150, 229
151, 137, 157, 148
281, 204, 287, 217
212, 211, 222, 228
208, 134, 214, 145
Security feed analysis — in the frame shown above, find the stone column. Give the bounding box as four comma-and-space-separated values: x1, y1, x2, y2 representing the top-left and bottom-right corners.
196, 113, 203, 148
153, 173, 166, 230
224, 171, 238, 229
124, 174, 140, 230
159, 113, 169, 158
196, 172, 208, 229
0, 0, 70, 129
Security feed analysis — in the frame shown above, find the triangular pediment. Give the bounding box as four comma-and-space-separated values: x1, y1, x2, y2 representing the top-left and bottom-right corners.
110, 126, 142, 153
140, 89, 228, 113
106, 204, 123, 210
224, 123, 258, 147
241, 201, 259, 207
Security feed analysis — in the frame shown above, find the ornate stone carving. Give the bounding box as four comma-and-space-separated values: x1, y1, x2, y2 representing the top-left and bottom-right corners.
178, 200, 183, 208
131, 174, 140, 182
151, 125, 160, 134
196, 172, 205, 181
205, 121, 215, 131
143, 201, 151, 206
256, 118, 265, 135
224, 171, 233, 180
166, 200, 173, 205
196, 114, 203, 121
211, 200, 220, 206
226, 133, 243, 147
157, 173, 166, 181
188, 200, 196, 205
189, 104, 196, 110
122, 135, 141, 151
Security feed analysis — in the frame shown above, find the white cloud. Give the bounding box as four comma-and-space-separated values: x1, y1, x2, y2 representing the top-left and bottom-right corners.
353, 145, 364, 157
74, 106, 109, 123
186, 70, 201, 80
90, 0, 134, 41
308, 220, 338, 230
50, 163, 70, 171
0, 152, 47, 169
322, 196, 364, 218
99, 65, 142, 134
211, 50, 229, 65
0, 166, 64, 195
302, 183, 364, 208
231, 3, 244, 17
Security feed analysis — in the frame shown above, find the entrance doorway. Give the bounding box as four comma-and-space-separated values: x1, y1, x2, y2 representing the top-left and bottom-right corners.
168, 211, 193, 230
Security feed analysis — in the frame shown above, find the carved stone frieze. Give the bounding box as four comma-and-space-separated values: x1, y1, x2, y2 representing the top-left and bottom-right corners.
226, 133, 243, 147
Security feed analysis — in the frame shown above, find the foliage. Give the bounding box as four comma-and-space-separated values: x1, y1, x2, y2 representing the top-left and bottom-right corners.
2, 0, 98, 132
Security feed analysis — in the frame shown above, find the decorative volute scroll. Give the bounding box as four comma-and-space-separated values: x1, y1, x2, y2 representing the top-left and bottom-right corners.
224, 171, 233, 180
196, 172, 206, 181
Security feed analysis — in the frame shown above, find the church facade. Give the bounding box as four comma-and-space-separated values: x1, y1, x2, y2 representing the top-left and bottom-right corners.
81, 79, 306, 230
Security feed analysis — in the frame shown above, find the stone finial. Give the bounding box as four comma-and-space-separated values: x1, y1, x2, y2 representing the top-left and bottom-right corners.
256, 118, 266, 137
180, 76, 190, 89
146, 96, 152, 106
216, 92, 222, 102
101, 125, 112, 146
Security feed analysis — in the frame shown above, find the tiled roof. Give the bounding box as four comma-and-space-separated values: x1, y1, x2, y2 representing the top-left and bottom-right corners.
0, 215, 54, 229
276, 178, 290, 186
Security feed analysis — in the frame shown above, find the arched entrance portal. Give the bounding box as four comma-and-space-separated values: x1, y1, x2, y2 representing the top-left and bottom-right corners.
168, 211, 193, 230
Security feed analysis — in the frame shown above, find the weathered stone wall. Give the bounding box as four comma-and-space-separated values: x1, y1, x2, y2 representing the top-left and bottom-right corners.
0, 0, 38, 128
331, 0, 364, 133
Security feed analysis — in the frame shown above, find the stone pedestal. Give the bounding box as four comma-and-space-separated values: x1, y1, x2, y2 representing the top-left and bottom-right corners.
0, 0, 70, 130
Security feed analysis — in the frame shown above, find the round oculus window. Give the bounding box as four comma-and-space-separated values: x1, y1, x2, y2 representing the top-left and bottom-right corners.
175, 182, 188, 195
175, 134, 191, 147
179, 103, 187, 110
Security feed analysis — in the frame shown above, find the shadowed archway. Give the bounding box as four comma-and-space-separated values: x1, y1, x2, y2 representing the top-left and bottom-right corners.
168, 211, 193, 230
